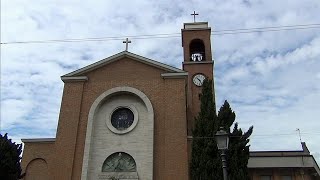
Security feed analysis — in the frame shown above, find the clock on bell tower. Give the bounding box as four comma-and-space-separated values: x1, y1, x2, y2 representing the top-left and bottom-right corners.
181, 22, 215, 135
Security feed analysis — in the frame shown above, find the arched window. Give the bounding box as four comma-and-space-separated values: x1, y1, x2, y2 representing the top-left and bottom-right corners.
189, 39, 206, 61
25, 158, 49, 180
102, 152, 136, 172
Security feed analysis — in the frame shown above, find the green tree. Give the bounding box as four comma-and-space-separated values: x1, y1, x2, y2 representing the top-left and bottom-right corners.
0, 133, 25, 180
190, 79, 222, 180
191, 79, 253, 180
217, 101, 253, 180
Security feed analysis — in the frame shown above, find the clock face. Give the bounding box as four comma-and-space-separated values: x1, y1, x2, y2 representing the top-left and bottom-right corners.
193, 74, 206, 86
111, 108, 134, 131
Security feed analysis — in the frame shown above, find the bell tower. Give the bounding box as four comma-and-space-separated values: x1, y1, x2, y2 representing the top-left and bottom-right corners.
182, 22, 215, 135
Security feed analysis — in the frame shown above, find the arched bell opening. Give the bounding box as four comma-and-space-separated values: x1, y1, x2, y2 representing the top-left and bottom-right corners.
189, 39, 206, 61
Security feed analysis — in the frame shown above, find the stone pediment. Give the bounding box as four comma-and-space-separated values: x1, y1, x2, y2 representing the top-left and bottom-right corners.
61, 51, 185, 81
98, 172, 139, 180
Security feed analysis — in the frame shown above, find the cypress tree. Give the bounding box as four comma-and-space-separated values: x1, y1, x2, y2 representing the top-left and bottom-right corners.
190, 79, 222, 180
0, 133, 25, 180
191, 79, 253, 180
217, 101, 253, 180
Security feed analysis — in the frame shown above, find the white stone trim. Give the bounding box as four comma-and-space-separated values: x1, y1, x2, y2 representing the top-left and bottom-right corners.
106, 104, 139, 134
81, 86, 154, 180
21, 138, 56, 143
98, 172, 138, 179
161, 72, 188, 79
183, 22, 209, 29
61, 76, 88, 82
183, 61, 213, 65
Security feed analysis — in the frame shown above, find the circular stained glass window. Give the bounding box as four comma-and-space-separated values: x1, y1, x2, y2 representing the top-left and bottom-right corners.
111, 108, 134, 131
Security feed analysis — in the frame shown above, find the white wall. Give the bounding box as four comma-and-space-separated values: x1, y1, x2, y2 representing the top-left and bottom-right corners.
86, 92, 154, 180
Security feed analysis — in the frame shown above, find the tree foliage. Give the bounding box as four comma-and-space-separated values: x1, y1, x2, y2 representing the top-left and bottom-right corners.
0, 133, 25, 180
217, 101, 253, 180
191, 79, 222, 180
190, 79, 253, 180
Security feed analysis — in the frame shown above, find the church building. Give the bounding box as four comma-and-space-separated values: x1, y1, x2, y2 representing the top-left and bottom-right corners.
21, 21, 320, 180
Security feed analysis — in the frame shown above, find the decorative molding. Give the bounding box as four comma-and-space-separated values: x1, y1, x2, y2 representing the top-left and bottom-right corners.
181, 27, 211, 31
61, 76, 88, 82
161, 72, 188, 79
183, 22, 210, 30
106, 104, 139, 134
22, 138, 56, 143
183, 61, 213, 65
98, 172, 138, 180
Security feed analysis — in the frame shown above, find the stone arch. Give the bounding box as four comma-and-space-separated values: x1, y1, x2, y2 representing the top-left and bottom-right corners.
25, 158, 49, 180
81, 86, 154, 179
189, 38, 206, 61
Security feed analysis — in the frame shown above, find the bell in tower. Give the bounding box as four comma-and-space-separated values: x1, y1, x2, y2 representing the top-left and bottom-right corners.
190, 39, 206, 61
181, 22, 212, 62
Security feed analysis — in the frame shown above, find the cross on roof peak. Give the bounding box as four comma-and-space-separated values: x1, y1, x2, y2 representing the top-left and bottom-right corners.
191, 11, 199, 22
123, 38, 131, 51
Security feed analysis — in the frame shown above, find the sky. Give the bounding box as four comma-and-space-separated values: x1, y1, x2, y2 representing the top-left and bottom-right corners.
1, 0, 320, 164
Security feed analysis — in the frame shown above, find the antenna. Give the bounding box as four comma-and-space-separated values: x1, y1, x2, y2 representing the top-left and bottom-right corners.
296, 128, 302, 143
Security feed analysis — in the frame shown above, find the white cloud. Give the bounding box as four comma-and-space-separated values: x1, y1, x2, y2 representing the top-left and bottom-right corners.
1, 0, 320, 164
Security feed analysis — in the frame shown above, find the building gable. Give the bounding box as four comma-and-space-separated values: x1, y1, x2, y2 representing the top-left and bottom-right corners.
61, 51, 185, 80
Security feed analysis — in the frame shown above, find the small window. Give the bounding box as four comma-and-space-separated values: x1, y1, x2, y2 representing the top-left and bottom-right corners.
281, 176, 292, 180
260, 175, 272, 180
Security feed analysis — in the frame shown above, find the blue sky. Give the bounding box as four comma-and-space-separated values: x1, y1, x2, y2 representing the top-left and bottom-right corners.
1, 0, 320, 163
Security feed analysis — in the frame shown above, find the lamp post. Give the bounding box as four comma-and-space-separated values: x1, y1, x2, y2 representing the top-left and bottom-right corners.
215, 127, 229, 180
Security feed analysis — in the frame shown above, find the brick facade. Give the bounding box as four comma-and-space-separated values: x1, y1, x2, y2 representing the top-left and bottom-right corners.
21, 22, 320, 180
22, 55, 189, 180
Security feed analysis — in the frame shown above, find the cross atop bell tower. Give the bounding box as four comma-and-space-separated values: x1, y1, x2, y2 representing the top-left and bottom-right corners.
190, 11, 199, 22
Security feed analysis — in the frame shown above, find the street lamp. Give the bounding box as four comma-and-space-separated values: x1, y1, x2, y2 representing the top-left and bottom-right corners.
215, 127, 229, 180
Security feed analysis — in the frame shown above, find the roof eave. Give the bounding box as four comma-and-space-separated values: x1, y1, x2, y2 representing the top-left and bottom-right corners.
62, 51, 185, 77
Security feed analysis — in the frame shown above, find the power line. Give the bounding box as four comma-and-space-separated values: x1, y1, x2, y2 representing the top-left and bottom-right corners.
212, 23, 320, 33
212, 26, 320, 35
190, 132, 320, 139
7, 131, 320, 139
1, 23, 320, 45
7, 131, 319, 142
